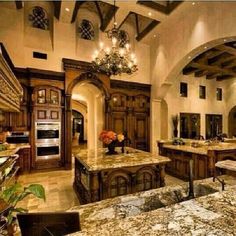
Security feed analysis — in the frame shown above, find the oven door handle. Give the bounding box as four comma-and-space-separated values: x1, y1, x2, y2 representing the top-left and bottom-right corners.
36, 143, 60, 147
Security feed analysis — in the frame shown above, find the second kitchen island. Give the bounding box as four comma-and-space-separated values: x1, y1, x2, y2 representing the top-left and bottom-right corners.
74, 147, 170, 204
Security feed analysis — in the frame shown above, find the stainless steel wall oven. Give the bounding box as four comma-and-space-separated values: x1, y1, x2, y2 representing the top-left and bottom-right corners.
35, 122, 61, 160
35, 122, 60, 144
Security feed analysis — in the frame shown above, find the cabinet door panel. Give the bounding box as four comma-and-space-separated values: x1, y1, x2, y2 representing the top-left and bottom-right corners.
111, 112, 127, 134
50, 110, 59, 120
37, 110, 47, 120
133, 113, 148, 151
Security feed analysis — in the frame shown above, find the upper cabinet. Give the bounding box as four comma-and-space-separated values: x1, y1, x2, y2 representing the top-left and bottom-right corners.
34, 86, 61, 106
0, 43, 22, 112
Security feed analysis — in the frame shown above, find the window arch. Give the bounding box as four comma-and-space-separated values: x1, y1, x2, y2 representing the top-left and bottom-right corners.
28, 6, 49, 30
78, 19, 95, 40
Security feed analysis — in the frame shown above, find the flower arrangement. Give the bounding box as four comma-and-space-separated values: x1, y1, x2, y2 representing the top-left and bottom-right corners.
99, 130, 124, 144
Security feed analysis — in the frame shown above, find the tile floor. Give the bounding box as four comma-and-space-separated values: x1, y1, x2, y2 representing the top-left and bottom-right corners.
17, 143, 185, 212
17, 169, 185, 213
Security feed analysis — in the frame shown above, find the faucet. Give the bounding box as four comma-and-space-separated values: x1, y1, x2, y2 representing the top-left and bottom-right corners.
188, 159, 195, 199
213, 176, 226, 191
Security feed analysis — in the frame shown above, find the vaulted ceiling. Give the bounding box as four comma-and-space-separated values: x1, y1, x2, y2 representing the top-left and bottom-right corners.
183, 42, 236, 81
12, 0, 183, 43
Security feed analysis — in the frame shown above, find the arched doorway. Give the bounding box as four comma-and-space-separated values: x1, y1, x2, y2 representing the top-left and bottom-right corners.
72, 82, 104, 149
64, 72, 110, 169
228, 106, 236, 138
72, 110, 84, 143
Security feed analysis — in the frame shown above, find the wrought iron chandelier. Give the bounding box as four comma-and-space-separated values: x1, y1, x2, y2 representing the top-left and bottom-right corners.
91, 1, 138, 76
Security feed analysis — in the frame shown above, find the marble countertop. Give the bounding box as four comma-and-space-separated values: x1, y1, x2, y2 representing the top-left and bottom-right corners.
75, 147, 170, 171
0, 143, 30, 157
69, 175, 236, 236
162, 142, 236, 155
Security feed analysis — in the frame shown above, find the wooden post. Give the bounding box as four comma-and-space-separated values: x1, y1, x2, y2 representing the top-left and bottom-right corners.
159, 164, 166, 187
65, 94, 72, 169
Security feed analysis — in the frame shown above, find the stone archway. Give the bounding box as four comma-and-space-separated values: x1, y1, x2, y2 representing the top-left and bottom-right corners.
228, 106, 236, 138
64, 71, 110, 169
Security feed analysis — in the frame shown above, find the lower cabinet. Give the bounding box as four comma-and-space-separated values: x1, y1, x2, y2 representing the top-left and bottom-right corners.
16, 148, 31, 174
101, 167, 159, 200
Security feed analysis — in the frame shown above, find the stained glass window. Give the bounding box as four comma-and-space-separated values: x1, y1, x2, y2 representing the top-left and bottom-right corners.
78, 19, 95, 40
29, 6, 49, 30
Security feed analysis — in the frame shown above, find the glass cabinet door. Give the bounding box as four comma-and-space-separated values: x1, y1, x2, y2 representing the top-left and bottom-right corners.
50, 90, 59, 105
37, 89, 46, 104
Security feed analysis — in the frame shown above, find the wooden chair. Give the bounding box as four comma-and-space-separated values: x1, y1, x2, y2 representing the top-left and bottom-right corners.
17, 212, 80, 236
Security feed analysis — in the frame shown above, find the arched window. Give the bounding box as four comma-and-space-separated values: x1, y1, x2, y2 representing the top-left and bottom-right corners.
28, 6, 49, 30
78, 19, 95, 41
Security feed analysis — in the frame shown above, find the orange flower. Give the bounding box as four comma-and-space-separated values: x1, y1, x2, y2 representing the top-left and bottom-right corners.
99, 130, 117, 144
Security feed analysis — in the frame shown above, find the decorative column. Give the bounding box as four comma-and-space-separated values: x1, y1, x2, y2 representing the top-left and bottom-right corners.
150, 99, 162, 154
65, 93, 72, 169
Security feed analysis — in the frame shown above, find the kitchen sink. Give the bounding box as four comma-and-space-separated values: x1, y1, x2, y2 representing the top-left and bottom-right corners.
113, 183, 218, 218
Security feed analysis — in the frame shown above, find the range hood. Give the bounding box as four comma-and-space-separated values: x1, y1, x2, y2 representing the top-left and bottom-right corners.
0, 43, 22, 112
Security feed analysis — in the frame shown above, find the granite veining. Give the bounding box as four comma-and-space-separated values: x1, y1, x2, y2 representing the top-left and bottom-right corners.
69, 175, 236, 236
75, 147, 170, 171
0, 143, 30, 157
163, 142, 236, 155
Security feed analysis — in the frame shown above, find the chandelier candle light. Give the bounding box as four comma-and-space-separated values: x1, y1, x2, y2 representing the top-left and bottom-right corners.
92, 1, 138, 76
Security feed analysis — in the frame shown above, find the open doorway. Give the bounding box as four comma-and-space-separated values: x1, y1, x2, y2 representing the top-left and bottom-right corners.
228, 106, 236, 138
71, 82, 104, 150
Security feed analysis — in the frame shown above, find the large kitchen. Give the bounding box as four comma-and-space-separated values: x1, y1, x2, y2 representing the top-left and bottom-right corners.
0, 1, 236, 235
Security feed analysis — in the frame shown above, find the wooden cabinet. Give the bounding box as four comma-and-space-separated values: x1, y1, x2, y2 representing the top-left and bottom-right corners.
33, 86, 61, 122
35, 108, 60, 121
3, 85, 30, 131
34, 87, 61, 106
16, 148, 31, 174
108, 92, 150, 151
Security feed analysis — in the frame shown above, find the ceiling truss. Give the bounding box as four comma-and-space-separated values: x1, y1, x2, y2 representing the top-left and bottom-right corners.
183, 42, 236, 81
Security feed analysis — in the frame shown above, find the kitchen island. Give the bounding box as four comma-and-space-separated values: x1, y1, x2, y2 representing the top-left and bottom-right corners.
69, 175, 236, 235
158, 141, 236, 180
74, 147, 170, 204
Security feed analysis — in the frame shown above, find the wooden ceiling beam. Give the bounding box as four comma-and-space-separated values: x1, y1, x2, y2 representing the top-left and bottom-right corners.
167, 1, 183, 14
190, 62, 236, 77
216, 44, 236, 56
15, 0, 23, 10
135, 14, 140, 36
183, 66, 199, 75
53, 1, 61, 20
100, 5, 118, 32
216, 75, 234, 81
137, 1, 168, 14
194, 70, 209, 77
222, 59, 236, 69
208, 54, 235, 65
71, 1, 84, 23
136, 20, 159, 41
206, 73, 221, 80
94, 2, 104, 29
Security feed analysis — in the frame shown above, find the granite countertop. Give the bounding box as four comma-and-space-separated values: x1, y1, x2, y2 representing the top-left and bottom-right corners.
162, 142, 236, 155
0, 143, 30, 157
75, 147, 170, 171
69, 175, 236, 236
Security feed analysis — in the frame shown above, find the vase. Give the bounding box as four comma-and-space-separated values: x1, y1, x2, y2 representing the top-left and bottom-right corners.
173, 129, 178, 138
106, 141, 117, 155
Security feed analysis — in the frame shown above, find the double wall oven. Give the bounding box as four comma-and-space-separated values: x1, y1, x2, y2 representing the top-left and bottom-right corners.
35, 122, 61, 160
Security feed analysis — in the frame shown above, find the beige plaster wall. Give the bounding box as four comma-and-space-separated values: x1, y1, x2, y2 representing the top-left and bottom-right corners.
0, 4, 150, 84
151, 1, 236, 151
164, 74, 228, 139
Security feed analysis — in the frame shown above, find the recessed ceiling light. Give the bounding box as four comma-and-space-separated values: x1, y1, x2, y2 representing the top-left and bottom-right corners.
223, 39, 227, 42
188, 56, 191, 59
148, 12, 152, 16
65, 7, 70, 12
154, 35, 156, 38
204, 46, 208, 49
192, 2, 195, 5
